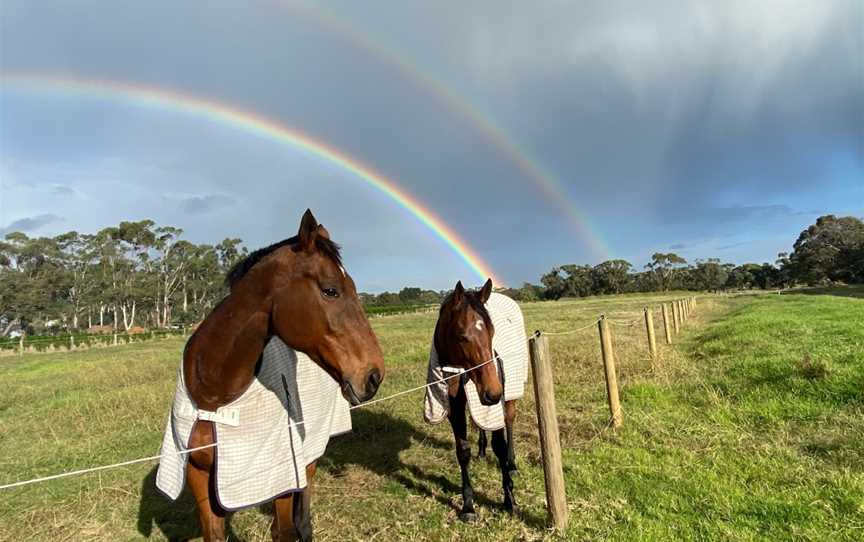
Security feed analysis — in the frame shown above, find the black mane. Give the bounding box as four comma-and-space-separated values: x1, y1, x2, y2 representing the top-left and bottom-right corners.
225, 235, 342, 288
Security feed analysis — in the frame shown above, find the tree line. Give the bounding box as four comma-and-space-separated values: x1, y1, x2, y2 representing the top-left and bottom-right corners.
0, 220, 450, 336
0, 220, 247, 336
502, 215, 864, 301
2, 214, 862, 336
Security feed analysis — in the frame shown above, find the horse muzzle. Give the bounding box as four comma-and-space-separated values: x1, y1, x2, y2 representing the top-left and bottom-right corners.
479, 389, 502, 406
341, 368, 382, 406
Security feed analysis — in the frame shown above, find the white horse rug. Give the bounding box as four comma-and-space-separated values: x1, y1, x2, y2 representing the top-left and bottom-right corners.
155, 337, 351, 510
424, 293, 529, 431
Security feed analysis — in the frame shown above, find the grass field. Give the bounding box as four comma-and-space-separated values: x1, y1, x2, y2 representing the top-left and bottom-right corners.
1, 290, 862, 541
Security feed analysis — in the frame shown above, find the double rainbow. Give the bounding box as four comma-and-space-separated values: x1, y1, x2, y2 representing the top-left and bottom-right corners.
285, 1, 612, 261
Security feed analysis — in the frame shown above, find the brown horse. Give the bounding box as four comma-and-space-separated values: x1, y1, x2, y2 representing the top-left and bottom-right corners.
434, 279, 518, 521
181, 209, 385, 542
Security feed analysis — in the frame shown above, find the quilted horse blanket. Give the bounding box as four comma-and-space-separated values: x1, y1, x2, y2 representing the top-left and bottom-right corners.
424, 292, 529, 431
155, 336, 351, 510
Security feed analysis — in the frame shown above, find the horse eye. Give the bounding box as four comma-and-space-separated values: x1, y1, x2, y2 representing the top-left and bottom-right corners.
322, 287, 340, 298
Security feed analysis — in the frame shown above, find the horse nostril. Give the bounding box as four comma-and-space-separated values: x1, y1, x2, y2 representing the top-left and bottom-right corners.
481, 390, 500, 405
366, 368, 382, 393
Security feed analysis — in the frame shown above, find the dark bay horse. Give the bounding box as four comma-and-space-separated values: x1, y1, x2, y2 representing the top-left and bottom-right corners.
182, 209, 385, 542
434, 279, 518, 521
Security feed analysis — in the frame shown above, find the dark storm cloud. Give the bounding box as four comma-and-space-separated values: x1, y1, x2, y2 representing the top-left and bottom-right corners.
0, 0, 860, 287
324, 1, 862, 270
0, 214, 62, 236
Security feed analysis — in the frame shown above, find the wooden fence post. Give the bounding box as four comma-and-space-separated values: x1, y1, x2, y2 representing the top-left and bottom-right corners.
661, 304, 672, 344
672, 302, 680, 334
113, 332, 118, 346
598, 316, 623, 428
69, 334, 75, 351
19, 335, 24, 356
528, 333, 569, 530
644, 307, 657, 361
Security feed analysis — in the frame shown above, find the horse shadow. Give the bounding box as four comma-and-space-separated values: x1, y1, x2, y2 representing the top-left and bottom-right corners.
318, 409, 509, 515
136, 410, 545, 538
136, 467, 246, 542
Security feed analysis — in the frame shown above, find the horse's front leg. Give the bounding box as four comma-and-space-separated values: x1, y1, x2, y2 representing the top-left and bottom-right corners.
186, 421, 227, 542
448, 389, 476, 522
505, 400, 518, 473
492, 400, 519, 512
294, 462, 316, 541
271, 462, 317, 542
491, 429, 516, 512
271, 493, 296, 542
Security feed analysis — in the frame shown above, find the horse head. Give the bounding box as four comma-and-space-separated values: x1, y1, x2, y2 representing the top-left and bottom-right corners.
435, 278, 502, 405
259, 210, 385, 405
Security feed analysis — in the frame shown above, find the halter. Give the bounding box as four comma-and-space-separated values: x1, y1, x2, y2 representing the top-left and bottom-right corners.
438, 351, 506, 389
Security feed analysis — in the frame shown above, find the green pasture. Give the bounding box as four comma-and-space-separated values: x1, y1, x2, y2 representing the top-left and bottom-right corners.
1, 290, 862, 541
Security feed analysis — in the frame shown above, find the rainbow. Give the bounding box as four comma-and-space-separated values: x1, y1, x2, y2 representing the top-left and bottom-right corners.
0, 74, 504, 285
284, 1, 612, 261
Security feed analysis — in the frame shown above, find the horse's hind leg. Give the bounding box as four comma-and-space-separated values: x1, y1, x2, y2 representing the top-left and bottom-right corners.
448, 388, 476, 522
186, 421, 227, 542
477, 427, 487, 458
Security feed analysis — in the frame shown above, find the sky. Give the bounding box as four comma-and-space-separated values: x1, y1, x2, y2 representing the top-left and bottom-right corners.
1, 0, 861, 292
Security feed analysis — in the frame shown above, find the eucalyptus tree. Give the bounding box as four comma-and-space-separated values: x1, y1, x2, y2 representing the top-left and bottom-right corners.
591, 260, 633, 295
789, 215, 864, 284
0, 233, 66, 332
54, 231, 100, 329
644, 252, 688, 291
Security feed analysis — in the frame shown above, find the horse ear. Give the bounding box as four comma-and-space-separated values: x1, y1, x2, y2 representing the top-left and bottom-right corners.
316, 224, 331, 240
298, 209, 318, 252
453, 280, 465, 302
480, 278, 493, 303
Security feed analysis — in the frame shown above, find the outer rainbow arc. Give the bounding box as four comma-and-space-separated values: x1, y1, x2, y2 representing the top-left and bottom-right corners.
283, 1, 612, 261
0, 74, 504, 286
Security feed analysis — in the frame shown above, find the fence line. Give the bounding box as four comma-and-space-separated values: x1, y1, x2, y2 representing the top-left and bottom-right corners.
0, 353, 498, 490
0, 293, 704, 520
1, 330, 189, 356
542, 319, 600, 335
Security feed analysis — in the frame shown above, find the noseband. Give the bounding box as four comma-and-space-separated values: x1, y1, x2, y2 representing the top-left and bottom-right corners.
438, 352, 505, 388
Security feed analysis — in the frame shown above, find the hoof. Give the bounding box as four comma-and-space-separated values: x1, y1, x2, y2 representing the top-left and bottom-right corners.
503, 502, 517, 514
458, 511, 477, 523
